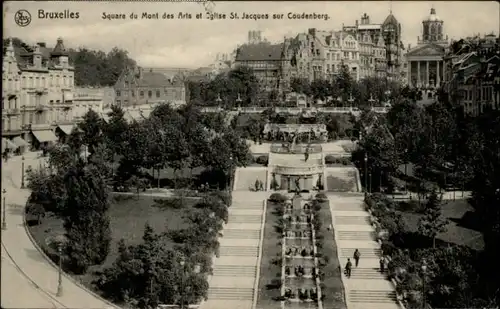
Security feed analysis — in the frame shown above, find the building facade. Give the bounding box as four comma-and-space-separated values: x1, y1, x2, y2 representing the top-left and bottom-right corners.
2, 38, 74, 151
234, 42, 287, 93
72, 87, 104, 121
406, 8, 449, 89
114, 67, 186, 108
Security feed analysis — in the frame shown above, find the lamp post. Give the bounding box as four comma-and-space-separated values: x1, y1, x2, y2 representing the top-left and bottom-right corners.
368, 93, 375, 109
179, 255, 186, 309
2, 189, 6, 230
236, 93, 243, 109
216, 93, 222, 108
369, 172, 372, 194
364, 154, 368, 193
54, 234, 67, 297
421, 259, 427, 309
348, 93, 354, 111
21, 156, 25, 189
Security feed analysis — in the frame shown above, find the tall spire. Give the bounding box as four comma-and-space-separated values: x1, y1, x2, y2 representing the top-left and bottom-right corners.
6, 38, 15, 57
390, 0, 393, 14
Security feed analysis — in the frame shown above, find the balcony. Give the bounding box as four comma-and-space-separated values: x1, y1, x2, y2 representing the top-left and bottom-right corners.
35, 87, 48, 95
5, 108, 20, 115
35, 104, 48, 112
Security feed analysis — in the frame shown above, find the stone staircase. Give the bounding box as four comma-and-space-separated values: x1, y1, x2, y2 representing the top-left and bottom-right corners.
201, 190, 267, 309
223, 229, 261, 239
212, 265, 257, 277
349, 268, 387, 279
335, 216, 370, 225
219, 245, 259, 257
338, 231, 375, 241
207, 287, 254, 300
340, 248, 381, 259
269, 153, 323, 167
348, 290, 398, 303
228, 214, 263, 224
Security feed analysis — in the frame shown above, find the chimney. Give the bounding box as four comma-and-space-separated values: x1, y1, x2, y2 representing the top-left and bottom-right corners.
33, 45, 42, 68
355, 20, 359, 27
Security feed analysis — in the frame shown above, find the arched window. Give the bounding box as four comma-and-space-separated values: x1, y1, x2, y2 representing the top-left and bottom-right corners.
148, 90, 152, 98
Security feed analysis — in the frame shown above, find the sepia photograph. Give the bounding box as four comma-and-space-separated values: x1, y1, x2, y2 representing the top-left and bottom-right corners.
1, 1, 499, 309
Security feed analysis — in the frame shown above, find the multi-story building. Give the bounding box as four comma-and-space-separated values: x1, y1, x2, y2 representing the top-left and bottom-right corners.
234, 42, 286, 94
443, 33, 500, 115
286, 28, 361, 83
114, 67, 186, 108
2, 37, 74, 151
406, 8, 449, 89
344, 12, 404, 81
72, 87, 104, 121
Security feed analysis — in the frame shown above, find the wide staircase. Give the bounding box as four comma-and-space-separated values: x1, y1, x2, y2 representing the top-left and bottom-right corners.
326, 167, 359, 192
328, 189, 401, 309
269, 152, 323, 167
202, 190, 267, 309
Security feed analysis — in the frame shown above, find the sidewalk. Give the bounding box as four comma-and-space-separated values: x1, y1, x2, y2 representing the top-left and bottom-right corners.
1, 154, 119, 309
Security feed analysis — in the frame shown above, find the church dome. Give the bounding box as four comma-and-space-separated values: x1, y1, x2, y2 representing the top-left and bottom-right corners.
425, 8, 441, 22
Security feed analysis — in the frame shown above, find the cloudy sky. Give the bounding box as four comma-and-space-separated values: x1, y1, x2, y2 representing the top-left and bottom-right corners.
3, 1, 499, 68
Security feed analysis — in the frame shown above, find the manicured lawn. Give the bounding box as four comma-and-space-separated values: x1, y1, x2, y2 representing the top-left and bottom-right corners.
28, 194, 200, 289
397, 199, 484, 251
256, 201, 283, 308
317, 201, 347, 309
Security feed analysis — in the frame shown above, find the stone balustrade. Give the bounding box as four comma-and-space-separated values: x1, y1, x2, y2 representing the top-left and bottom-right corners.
274, 165, 323, 175
270, 143, 323, 154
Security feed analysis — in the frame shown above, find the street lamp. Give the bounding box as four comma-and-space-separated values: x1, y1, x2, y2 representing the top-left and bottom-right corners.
236, 93, 243, 108
216, 93, 222, 108
348, 93, 354, 110
368, 93, 375, 109
421, 259, 427, 309
2, 189, 7, 230
369, 172, 372, 193
21, 156, 25, 189
54, 234, 67, 297
179, 255, 186, 309
364, 155, 368, 193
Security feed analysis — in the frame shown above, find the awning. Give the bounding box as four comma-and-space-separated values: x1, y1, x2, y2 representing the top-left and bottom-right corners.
32, 130, 58, 143
2, 138, 18, 152
12, 136, 29, 147
58, 125, 74, 135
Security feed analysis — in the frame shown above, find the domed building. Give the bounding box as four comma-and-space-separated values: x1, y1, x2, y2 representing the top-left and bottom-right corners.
406, 8, 449, 89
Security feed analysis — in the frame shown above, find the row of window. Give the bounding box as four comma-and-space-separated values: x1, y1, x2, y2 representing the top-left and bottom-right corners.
463, 86, 497, 102
116, 89, 182, 98
2, 74, 74, 91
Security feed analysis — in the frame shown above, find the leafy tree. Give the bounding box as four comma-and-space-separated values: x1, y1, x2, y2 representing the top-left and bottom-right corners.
103, 105, 129, 156
417, 190, 448, 247
25, 203, 46, 225
78, 109, 104, 156
26, 167, 67, 215
290, 77, 312, 96
62, 161, 111, 273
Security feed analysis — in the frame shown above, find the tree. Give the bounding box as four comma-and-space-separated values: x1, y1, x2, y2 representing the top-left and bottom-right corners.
104, 105, 129, 156
78, 109, 104, 156
417, 190, 448, 248
62, 161, 111, 273
290, 77, 311, 96
25, 203, 46, 225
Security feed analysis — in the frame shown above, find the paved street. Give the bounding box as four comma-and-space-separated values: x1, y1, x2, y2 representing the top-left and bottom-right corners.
1, 154, 119, 309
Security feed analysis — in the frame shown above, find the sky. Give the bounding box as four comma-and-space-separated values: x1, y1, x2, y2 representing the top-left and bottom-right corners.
3, 1, 499, 69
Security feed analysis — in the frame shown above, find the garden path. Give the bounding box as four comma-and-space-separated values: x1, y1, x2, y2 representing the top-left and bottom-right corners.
1, 153, 119, 309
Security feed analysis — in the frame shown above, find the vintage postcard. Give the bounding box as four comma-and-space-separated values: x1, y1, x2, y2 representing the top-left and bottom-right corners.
2, 1, 499, 309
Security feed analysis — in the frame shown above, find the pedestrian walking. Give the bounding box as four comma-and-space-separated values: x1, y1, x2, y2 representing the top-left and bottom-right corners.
345, 258, 352, 278
379, 256, 385, 273
353, 249, 360, 267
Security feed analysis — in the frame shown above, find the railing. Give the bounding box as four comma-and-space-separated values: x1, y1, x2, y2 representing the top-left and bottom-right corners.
196, 106, 389, 114
265, 124, 327, 133
271, 143, 323, 154
274, 165, 323, 175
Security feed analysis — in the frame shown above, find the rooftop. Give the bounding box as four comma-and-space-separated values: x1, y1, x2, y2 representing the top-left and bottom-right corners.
235, 43, 284, 62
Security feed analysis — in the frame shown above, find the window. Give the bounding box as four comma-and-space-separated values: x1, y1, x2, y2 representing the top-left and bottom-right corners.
116, 90, 121, 97
124, 81, 129, 87
156, 90, 160, 98
148, 90, 152, 98
131, 90, 135, 97
116, 100, 121, 105
140, 91, 145, 98
164, 89, 168, 96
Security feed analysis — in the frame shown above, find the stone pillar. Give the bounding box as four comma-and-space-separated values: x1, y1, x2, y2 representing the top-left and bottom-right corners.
436, 61, 440, 86
443, 61, 446, 83
426, 61, 430, 87
287, 176, 291, 191
417, 61, 421, 87
407, 61, 412, 87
